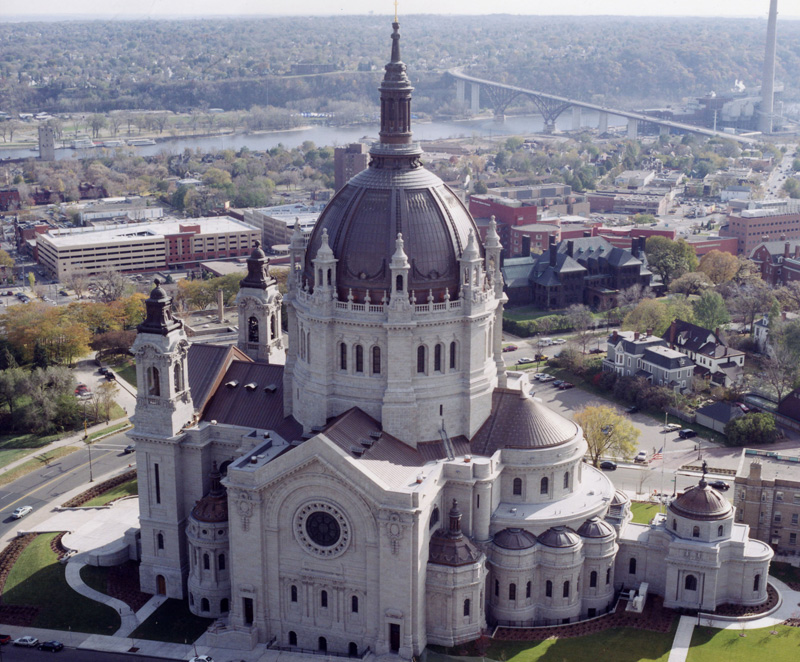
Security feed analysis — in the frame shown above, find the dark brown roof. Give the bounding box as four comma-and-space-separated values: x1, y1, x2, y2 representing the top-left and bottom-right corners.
201, 360, 302, 440
188, 343, 252, 415
538, 526, 581, 548
577, 516, 616, 539
493, 528, 537, 550
471, 388, 578, 455
669, 481, 732, 521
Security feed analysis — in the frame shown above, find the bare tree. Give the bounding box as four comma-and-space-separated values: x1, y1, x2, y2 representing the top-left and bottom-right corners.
63, 273, 90, 299
760, 343, 800, 402
566, 303, 594, 353
93, 270, 131, 303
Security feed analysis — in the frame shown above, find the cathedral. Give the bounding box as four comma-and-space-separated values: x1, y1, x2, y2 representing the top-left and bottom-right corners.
128, 20, 773, 658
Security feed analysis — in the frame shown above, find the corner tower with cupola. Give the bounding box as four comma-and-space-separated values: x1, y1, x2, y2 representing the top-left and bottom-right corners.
237, 241, 284, 363
283, 21, 506, 445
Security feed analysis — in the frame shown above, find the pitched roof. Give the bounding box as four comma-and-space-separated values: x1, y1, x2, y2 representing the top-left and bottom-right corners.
201, 360, 302, 440
696, 401, 744, 424
187, 343, 252, 414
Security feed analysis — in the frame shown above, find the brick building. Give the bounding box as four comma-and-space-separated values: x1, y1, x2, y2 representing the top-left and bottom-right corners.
720, 202, 800, 255
334, 143, 369, 192
749, 239, 800, 285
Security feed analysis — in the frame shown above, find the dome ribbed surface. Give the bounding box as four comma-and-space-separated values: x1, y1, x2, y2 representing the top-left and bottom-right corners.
611, 489, 629, 506
191, 492, 228, 523
428, 531, 482, 567
471, 389, 578, 454
577, 516, 616, 539
493, 528, 537, 550
669, 481, 732, 521
539, 526, 581, 548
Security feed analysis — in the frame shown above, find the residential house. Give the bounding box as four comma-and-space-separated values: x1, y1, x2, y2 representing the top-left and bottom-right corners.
664, 320, 744, 387
695, 401, 745, 433
603, 330, 695, 392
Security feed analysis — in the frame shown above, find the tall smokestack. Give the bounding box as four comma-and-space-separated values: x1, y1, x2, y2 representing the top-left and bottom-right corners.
759, 0, 778, 134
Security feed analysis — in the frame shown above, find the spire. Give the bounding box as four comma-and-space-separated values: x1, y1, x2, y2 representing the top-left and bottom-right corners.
316, 228, 334, 260
137, 279, 182, 336
461, 229, 480, 262
391, 232, 409, 268
447, 499, 464, 539
485, 216, 501, 250
239, 240, 270, 290
378, 20, 414, 146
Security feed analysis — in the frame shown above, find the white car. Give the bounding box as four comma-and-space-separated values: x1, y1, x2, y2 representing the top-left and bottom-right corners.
189, 656, 214, 662
11, 505, 33, 519
12, 636, 39, 647
634, 451, 648, 463
537, 374, 555, 382
551, 338, 567, 344
663, 423, 682, 433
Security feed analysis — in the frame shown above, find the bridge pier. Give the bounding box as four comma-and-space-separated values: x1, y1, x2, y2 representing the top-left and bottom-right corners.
456, 78, 466, 105
660, 125, 671, 137
627, 118, 639, 139
543, 121, 555, 134
572, 106, 581, 130
598, 112, 608, 134
471, 83, 480, 115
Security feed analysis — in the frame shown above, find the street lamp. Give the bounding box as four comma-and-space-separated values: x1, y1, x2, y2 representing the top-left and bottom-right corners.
81, 397, 94, 483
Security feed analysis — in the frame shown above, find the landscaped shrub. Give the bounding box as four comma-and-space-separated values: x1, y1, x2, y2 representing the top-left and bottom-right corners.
724, 413, 778, 446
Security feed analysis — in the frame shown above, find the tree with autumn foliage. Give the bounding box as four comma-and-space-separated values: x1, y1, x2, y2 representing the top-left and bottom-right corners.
574, 404, 641, 467
697, 249, 739, 285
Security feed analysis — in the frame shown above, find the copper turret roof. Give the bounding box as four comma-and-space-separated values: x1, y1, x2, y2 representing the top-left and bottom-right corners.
428, 499, 481, 567
493, 527, 537, 550
239, 240, 272, 290
538, 526, 581, 548
669, 478, 732, 522
137, 279, 183, 336
191, 463, 229, 523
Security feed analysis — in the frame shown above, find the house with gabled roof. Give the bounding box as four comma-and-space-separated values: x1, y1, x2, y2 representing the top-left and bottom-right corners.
664, 319, 744, 388
603, 329, 695, 392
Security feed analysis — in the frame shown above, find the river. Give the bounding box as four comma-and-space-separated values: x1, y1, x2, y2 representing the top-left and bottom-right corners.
0, 111, 626, 161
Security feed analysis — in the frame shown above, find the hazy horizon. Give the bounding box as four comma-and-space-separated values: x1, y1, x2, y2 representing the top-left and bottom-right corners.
0, 0, 796, 21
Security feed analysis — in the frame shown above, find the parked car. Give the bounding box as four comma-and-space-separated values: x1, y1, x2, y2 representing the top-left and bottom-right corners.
678, 429, 697, 439
98, 366, 109, 375
551, 338, 567, 345
58, 290, 69, 296
558, 382, 575, 390
538, 374, 555, 382
634, 450, 648, 463
12, 636, 39, 647
104, 372, 116, 381
663, 423, 682, 433
516, 357, 534, 365
0, 633, 11, 644
709, 480, 730, 491
538, 337, 553, 346
4, 291, 12, 296
502, 345, 518, 353
534, 353, 548, 361
189, 656, 214, 662
38, 640, 64, 652
600, 460, 617, 471
589, 348, 604, 354
123, 445, 135, 454
532, 373, 548, 380
625, 405, 639, 414
11, 506, 33, 519
552, 380, 564, 388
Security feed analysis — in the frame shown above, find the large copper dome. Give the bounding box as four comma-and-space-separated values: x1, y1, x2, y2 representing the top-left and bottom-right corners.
669, 480, 732, 522
303, 22, 480, 302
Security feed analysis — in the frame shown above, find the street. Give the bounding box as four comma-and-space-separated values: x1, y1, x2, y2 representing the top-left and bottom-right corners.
0, 431, 135, 540
0, 645, 172, 662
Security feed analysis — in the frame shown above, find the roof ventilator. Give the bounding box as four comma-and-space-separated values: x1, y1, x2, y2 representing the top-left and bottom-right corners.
245, 382, 257, 391
225, 380, 239, 388
264, 384, 278, 393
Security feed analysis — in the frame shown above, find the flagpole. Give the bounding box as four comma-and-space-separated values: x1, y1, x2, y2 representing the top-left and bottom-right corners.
661, 410, 667, 513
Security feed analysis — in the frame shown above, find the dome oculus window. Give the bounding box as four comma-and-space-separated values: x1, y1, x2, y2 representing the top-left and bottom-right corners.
294, 501, 351, 558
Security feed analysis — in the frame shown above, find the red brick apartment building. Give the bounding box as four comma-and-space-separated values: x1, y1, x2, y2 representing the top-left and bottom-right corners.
721, 203, 800, 254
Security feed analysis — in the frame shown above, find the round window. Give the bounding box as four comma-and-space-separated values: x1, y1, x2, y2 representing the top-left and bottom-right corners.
306, 511, 340, 547
294, 501, 351, 558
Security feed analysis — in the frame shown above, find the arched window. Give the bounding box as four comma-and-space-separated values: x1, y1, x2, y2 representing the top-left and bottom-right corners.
526, 581, 531, 598
203, 553, 210, 570
270, 314, 277, 340
173, 362, 182, 392
291, 585, 298, 602
692, 525, 700, 538
545, 580, 552, 597
540, 476, 549, 495
319, 637, 327, 652
351, 595, 359, 613
248, 316, 259, 342
220, 598, 229, 612
513, 477, 522, 495
396, 274, 404, 292
340, 343, 347, 370
563, 471, 570, 490
349, 642, 359, 657
509, 583, 516, 600
629, 558, 637, 574
321, 590, 328, 608
201, 598, 209, 612
563, 581, 570, 598
430, 507, 440, 530
355, 344, 364, 373
372, 346, 381, 375
147, 366, 160, 397
717, 525, 724, 537
289, 631, 297, 646
685, 575, 697, 591
672, 519, 677, 531
463, 599, 470, 616
590, 571, 597, 588
326, 269, 332, 285
606, 568, 611, 584
434, 344, 442, 372
157, 533, 164, 550
218, 554, 226, 571
754, 574, 761, 592
417, 345, 426, 373
450, 341, 457, 369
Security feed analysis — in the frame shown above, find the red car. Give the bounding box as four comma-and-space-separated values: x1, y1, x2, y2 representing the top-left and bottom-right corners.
558, 382, 575, 390
0, 634, 11, 644
502, 345, 518, 353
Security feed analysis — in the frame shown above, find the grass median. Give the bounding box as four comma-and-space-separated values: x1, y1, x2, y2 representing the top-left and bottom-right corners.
82, 478, 138, 507
0, 446, 78, 488
3, 532, 121, 634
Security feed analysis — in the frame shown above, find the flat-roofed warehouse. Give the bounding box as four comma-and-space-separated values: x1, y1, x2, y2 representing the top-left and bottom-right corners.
37, 216, 259, 279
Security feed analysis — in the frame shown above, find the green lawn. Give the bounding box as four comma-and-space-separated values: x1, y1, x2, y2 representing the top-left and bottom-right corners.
769, 561, 800, 587
463, 623, 675, 662
130, 598, 212, 643
0, 446, 78, 488
86, 420, 131, 442
82, 478, 138, 507
688, 625, 800, 662
504, 306, 558, 322
0, 431, 66, 472
3, 533, 121, 634
115, 363, 137, 388
630, 502, 662, 524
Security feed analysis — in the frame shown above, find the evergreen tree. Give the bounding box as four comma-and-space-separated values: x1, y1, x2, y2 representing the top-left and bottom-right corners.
33, 342, 49, 369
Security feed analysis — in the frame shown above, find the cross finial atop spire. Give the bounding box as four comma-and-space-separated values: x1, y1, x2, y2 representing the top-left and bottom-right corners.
394, 0, 398, 23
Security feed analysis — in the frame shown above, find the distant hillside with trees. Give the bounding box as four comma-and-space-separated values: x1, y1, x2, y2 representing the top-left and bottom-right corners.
0, 15, 797, 115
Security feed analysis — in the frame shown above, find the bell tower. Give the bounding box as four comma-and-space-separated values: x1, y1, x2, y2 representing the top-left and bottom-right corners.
236, 241, 284, 363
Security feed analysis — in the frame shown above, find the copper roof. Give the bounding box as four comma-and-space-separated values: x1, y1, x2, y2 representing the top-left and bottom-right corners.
669, 480, 733, 521
201, 360, 302, 440
191, 464, 228, 523
471, 388, 578, 455
428, 500, 481, 567
577, 516, 616, 539
137, 279, 182, 336
187, 343, 251, 415
538, 526, 581, 548
493, 527, 537, 550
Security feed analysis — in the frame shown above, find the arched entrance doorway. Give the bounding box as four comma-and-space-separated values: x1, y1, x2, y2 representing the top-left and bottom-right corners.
156, 575, 166, 595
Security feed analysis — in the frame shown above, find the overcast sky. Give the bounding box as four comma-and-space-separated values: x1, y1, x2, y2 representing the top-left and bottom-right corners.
0, 0, 795, 20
